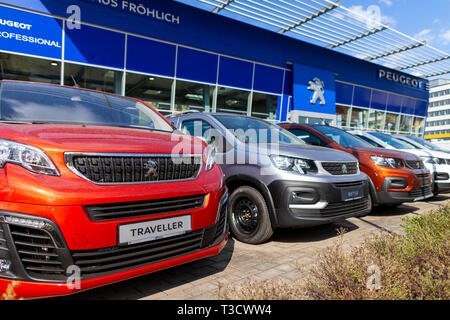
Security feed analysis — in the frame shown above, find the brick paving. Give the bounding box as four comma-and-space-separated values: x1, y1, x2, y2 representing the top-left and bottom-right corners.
60, 194, 450, 300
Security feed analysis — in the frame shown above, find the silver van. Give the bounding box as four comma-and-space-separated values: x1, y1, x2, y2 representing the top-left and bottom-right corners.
169, 113, 371, 244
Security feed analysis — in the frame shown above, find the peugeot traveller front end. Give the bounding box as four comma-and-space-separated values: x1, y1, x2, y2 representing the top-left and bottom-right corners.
0, 81, 228, 299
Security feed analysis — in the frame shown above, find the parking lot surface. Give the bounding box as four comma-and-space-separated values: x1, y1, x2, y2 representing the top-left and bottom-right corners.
60, 195, 450, 300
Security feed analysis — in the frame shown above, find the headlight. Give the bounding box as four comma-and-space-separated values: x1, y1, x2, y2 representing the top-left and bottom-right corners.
204, 146, 216, 171
420, 156, 446, 165
270, 155, 317, 174
370, 155, 403, 168
0, 139, 59, 176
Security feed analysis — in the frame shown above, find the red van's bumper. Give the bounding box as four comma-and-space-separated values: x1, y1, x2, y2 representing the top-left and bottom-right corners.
0, 232, 228, 300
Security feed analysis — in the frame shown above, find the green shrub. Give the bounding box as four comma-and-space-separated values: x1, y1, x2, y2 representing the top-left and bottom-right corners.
219, 207, 450, 300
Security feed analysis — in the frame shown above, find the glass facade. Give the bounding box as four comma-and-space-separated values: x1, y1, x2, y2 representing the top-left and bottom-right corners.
175, 80, 214, 113
0, 53, 60, 84
385, 113, 399, 133
334, 81, 427, 135
0, 4, 427, 137
251, 92, 278, 120
336, 105, 350, 127
125, 73, 173, 116
64, 63, 123, 94
216, 87, 250, 115
349, 107, 369, 129
0, 50, 426, 136
368, 110, 385, 131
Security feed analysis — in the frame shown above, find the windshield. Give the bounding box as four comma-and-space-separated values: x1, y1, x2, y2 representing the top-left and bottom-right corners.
405, 135, 447, 152
212, 114, 305, 145
368, 132, 414, 149
0, 81, 174, 132
312, 125, 372, 148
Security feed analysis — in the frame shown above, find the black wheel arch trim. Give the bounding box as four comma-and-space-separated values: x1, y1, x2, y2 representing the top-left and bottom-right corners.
225, 175, 278, 227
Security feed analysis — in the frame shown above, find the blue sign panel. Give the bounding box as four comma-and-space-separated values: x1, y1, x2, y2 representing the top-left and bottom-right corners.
218, 57, 253, 90
65, 24, 125, 69
127, 35, 176, 77
293, 64, 335, 115
335, 82, 353, 106
0, 5, 62, 59
176, 47, 218, 84
253, 64, 284, 95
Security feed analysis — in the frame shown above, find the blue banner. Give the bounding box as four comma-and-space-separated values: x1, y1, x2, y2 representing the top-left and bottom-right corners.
293, 64, 336, 115
0, 5, 62, 59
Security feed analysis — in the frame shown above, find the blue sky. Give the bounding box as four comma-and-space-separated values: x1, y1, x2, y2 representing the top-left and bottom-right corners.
342, 0, 450, 54
342, 0, 450, 79
177, 0, 450, 79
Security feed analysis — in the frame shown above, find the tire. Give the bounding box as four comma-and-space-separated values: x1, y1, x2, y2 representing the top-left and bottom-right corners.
228, 186, 273, 244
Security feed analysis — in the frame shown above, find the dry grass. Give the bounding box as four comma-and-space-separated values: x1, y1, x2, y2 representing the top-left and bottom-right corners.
219, 206, 450, 300
1, 281, 20, 300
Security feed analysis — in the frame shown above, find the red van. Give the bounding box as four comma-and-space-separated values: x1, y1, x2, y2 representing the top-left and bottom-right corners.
0, 81, 228, 299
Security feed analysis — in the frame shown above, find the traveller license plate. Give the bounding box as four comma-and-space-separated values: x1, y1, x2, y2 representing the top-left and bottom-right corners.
118, 215, 192, 245
341, 188, 363, 201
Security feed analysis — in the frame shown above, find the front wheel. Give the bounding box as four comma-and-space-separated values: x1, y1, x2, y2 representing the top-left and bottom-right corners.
228, 186, 273, 244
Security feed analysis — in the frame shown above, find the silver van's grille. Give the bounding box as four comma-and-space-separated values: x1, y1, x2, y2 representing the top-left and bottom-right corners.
65, 153, 202, 184
321, 162, 358, 175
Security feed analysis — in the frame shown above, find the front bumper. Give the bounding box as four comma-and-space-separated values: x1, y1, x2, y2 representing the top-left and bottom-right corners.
375, 174, 433, 205
268, 179, 371, 228
0, 192, 229, 299
423, 162, 450, 194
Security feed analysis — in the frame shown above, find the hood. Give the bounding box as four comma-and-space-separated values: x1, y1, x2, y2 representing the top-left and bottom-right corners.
247, 143, 357, 162
352, 146, 420, 160
404, 149, 450, 160
0, 124, 205, 154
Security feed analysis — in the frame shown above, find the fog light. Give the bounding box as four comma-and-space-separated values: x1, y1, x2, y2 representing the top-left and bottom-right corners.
290, 190, 318, 204
4, 216, 46, 229
0, 259, 11, 273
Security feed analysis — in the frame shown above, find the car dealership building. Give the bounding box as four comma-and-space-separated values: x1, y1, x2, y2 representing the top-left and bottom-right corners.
0, 0, 431, 136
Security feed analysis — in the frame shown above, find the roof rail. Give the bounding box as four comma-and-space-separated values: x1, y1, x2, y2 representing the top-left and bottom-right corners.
168, 110, 201, 118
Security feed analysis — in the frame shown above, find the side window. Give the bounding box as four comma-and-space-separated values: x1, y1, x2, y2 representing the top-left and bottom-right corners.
357, 135, 382, 148
288, 129, 327, 147
181, 119, 231, 153
181, 119, 212, 141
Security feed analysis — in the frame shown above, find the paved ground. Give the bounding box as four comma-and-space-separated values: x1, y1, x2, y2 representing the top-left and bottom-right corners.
60, 194, 450, 300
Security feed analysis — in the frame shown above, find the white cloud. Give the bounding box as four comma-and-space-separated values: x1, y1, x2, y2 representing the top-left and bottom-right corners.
344, 5, 397, 28
379, 0, 393, 7
433, 18, 441, 24
414, 29, 435, 44
439, 29, 450, 45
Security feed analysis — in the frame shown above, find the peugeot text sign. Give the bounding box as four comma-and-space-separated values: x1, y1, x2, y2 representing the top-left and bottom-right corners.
0, 5, 62, 59
378, 69, 425, 90
293, 64, 336, 115
81, 0, 180, 25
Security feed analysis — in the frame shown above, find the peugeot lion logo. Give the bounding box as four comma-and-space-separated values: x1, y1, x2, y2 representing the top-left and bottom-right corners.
144, 160, 158, 178
342, 164, 348, 174
307, 77, 326, 105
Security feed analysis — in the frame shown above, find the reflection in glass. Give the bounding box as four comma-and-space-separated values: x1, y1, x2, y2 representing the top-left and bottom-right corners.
385, 113, 399, 133
0, 53, 60, 84
368, 110, 385, 131
413, 117, 425, 135
174, 80, 214, 113
336, 105, 350, 127
125, 73, 172, 115
64, 63, 123, 94
216, 87, 249, 115
399, 114, 413, 133
350, 107, 368, 129
251, 92, 278, 120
